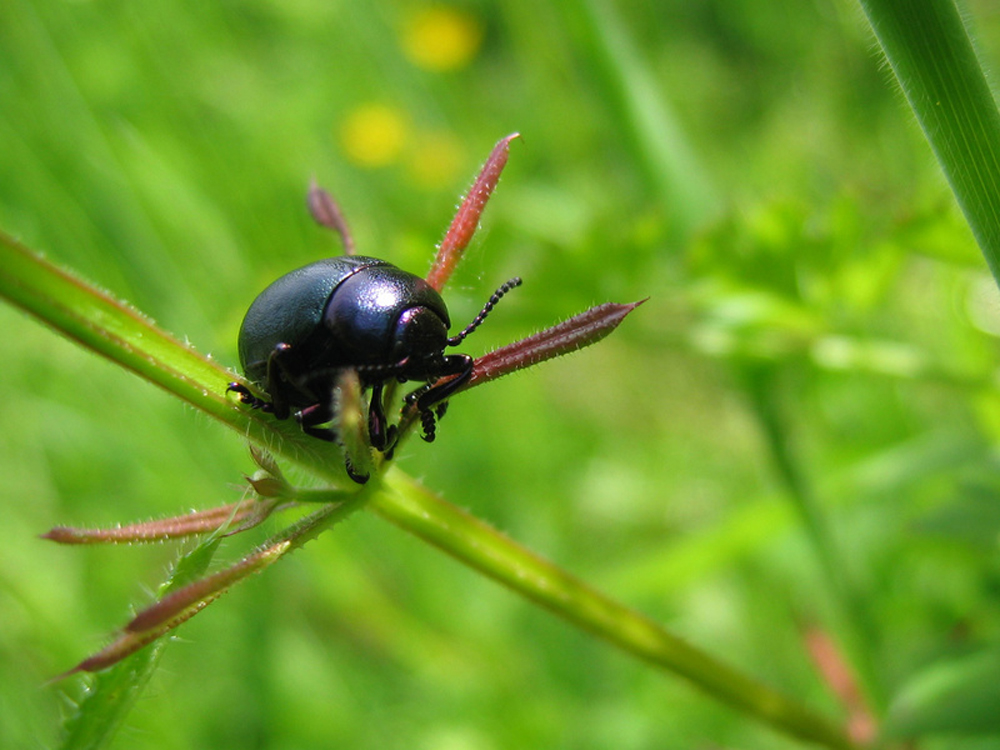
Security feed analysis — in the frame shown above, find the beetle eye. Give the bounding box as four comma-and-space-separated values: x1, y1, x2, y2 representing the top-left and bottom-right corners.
392, 307, 449, 377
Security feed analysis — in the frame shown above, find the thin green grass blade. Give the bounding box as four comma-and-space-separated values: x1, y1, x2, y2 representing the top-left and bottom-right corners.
859, 0, 1000, 284
572, 0, 718, 234
739, 362, 883, 711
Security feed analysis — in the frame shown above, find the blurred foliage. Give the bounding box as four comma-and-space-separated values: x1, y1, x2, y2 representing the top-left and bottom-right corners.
3, 0, 1000, 748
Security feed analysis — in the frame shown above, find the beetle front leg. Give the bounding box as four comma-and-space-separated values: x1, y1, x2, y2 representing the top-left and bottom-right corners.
416, 354, 474, 410
405, 354, 474, 442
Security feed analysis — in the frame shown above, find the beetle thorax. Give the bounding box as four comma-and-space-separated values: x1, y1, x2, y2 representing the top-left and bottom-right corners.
320, 266, 451, 375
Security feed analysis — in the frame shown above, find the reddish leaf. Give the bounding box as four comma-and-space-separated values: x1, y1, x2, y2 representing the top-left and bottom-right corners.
426, 133, 520, 291
466, 300, 647, 390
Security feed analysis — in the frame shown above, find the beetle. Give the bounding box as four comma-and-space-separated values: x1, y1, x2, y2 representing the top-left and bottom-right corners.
227, 252, 520, 482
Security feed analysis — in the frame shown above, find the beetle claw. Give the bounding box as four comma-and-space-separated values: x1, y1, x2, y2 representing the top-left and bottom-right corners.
419, 408, 437, 442
227, 382, 272, 411
344, 458, 370, 484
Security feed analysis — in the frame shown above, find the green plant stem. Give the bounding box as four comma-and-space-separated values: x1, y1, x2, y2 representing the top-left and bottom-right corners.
0, 230, 350, 478
375, 467, 857, 750
0, 233, 856, 748
859, 0, 1000, 285
741, 365, 882, 712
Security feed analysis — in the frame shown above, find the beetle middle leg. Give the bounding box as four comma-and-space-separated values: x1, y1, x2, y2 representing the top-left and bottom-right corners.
296, 401, 337, 442
367, 381, 399, 455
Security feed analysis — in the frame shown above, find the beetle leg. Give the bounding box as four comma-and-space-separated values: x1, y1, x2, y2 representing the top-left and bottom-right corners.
418, 408, 438, 443
263, 344, 296, 420
296, 384, 371, 484
296, 402, 337, 442
264, 343, 336, 422
226, 382, 273, 412
367, 381, 398, 454
405, 354, 474, 442
417, 354, 474, 409
343, 458, 370, 484
300, 394, 371, 484
303, 399, 369, 484
413, 402, 451, 443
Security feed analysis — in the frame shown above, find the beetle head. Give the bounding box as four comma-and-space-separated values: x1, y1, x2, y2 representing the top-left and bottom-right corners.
390, 306, 451, 380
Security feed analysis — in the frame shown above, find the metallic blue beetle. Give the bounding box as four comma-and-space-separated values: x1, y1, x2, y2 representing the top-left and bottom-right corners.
228, 252, 519, 481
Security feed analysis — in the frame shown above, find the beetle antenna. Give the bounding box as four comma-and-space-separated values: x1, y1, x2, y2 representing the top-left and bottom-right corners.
448, 277, 522, 346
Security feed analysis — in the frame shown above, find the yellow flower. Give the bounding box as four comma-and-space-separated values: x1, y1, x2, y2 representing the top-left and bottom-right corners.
339, 104, 408, 168
401, 7, 483, 72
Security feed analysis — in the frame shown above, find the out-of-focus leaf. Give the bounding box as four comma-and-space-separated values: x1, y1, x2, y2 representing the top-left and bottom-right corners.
883, 649, 1000, 738
912, 483, 1000, 549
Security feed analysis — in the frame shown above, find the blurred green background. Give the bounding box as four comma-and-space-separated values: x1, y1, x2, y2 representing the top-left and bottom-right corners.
3, 1, 1000, 748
